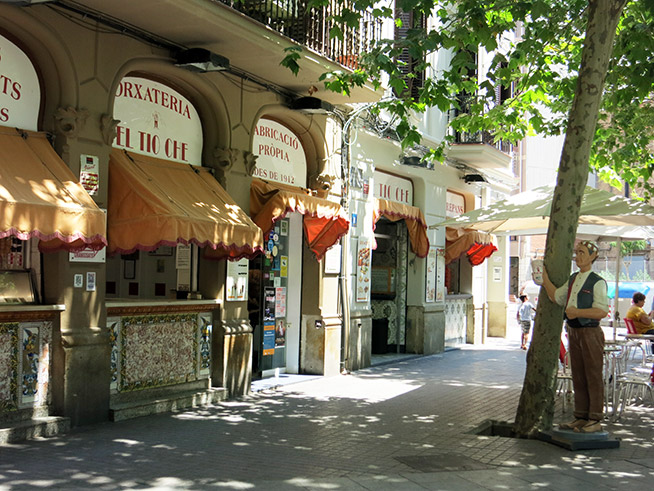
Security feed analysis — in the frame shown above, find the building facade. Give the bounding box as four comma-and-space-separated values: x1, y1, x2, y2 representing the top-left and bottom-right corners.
0, 0, 516, 441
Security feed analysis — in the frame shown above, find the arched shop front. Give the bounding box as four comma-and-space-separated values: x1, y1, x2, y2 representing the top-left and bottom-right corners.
0, 32, 106, 427
105, 75, 263, 417
370, 171, 429, 354
248, 117, 348, 378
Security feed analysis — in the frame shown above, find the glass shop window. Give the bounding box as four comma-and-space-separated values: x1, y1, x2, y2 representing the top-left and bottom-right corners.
0, 237, 40, 303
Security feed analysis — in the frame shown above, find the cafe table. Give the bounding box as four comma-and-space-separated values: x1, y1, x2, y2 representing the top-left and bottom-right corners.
618, 333, 654, 364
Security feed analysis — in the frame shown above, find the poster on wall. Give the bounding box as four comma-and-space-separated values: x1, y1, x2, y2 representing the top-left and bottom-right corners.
226, 258, 248, 301
79, 154, 99, 195
263, 286, 277, 356
264, 287, 276, 321
436, 249, 445, 302
356, 237, 371, 302
275, 319, 286, 348
275, 286, 286, 318
425, 247, 437, 303
263, 322, 275, 356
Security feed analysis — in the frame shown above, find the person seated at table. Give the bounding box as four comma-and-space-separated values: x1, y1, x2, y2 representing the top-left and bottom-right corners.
626, 293, 654, 357
625, 292, 654, 335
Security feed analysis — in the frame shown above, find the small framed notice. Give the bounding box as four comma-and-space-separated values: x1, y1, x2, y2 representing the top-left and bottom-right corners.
80, 154, 99, 195
86, 272, 96, 292
323, 244, 341, 274
176, 245, 191, 269
226, 258, 248, 301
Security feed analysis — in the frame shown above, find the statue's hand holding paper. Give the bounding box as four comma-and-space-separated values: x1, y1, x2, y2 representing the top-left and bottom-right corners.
531, 259, 544, 285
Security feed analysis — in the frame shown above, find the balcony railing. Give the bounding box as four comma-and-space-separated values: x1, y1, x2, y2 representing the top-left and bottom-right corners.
219, 0, 382, 69
451, 129, 513, 155
448, 97, 513, 155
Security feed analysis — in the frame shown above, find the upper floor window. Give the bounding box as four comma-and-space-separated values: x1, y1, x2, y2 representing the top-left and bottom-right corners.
494, 62, 513, 106
394, 6, 426, 100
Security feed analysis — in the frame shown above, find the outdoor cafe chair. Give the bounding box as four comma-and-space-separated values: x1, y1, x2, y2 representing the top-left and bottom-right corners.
614, 371, 654, 420
555, 343, 573, 413
622, 318, 649, 363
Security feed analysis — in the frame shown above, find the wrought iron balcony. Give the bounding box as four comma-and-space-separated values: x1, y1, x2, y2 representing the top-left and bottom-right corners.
451, 129, 513, 155
446, 103, 513, 169
218, 0, 381, 69
448, 96, 513, 157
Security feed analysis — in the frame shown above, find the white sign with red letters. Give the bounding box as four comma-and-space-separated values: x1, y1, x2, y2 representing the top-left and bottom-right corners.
252, 118, 307, 186
446, 191, 466, 218
113, 77, 202, 164
0, 34, 40, 131
373, 171, 413, 205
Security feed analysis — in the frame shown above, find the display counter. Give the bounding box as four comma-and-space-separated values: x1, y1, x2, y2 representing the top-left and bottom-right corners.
106, 299, 221, 396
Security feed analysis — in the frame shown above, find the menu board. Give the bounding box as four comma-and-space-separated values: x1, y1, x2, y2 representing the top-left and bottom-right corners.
436, 249, 445, 301
356, 238, 371, 302
226, 258, 248, 301
425, 247, 437, 302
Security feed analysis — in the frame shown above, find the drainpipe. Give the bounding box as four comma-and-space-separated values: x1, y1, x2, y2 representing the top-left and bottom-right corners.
334, 109, 351, 373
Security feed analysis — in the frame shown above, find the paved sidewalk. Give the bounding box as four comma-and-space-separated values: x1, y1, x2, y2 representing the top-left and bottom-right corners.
2, 334, 654, 490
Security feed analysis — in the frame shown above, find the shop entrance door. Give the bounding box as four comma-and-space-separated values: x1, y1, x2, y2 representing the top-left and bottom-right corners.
249, 213, 302, 377
371, 219, 409, 353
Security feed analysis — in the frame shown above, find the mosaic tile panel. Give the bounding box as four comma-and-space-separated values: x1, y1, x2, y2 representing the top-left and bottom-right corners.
444, 299, 467, 348
33, 321, 52, 407
0, 323, 19, 412
107, 317, 121, 392
396, 230, 408, 345
20, 324, 39, 404
372, 300, 397, 342
120, 314, 198, 392
0, 320, 50, 412
198, 313, 212, 377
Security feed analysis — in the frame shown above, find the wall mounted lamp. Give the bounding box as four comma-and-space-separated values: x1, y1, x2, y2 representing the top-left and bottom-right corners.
290, 96, 334, 114
174, 48, 230, 73
402, 156, 422, 166
463, 173, 487, 184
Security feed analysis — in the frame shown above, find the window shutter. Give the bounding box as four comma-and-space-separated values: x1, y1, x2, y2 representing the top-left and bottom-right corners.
394, 6, 425, 100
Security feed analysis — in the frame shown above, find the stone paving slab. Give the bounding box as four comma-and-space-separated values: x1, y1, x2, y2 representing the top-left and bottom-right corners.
1, 334, 654, 490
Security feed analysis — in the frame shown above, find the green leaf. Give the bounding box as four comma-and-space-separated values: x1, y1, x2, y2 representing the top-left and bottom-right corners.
280, 46, 302, 76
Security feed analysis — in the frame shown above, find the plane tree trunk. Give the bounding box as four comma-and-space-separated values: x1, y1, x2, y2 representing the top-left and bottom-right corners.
513, 0, 628, 437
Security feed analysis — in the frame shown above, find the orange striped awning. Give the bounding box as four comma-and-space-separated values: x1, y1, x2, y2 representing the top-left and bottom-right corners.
250, 178, 349, 261
108, 149, 264, 259
0, 127, 106, 252
445, 229, 496, 265
373, 198, 429, 258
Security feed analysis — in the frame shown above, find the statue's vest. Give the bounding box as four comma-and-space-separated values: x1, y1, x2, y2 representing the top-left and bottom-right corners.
565, 271, 605, 328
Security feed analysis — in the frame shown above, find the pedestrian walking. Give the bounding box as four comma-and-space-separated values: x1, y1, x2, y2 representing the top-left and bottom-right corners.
517, 294, 536, 350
